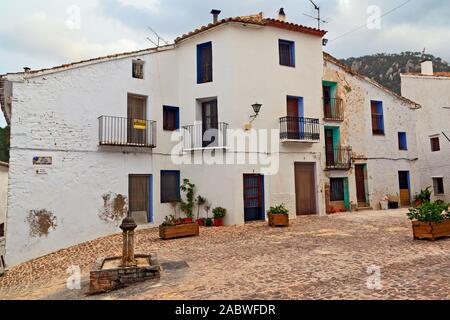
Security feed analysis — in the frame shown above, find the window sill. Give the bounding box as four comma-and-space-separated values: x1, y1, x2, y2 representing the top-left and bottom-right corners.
279, 64, 296, 68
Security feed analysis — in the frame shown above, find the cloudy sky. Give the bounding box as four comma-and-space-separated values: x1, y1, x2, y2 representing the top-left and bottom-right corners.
0, 0, 449, 126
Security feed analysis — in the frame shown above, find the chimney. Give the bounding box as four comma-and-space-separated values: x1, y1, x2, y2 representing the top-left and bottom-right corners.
421, 60, 434, 76
23, 67, 31, 73
211, 9, 221, 23
278, 8, 286, 22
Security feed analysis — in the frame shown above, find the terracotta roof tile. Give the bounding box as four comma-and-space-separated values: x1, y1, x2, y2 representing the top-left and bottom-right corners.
175, 13, 327, 43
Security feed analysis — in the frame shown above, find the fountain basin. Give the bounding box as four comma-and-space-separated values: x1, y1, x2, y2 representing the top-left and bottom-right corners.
89, 254, 160, 295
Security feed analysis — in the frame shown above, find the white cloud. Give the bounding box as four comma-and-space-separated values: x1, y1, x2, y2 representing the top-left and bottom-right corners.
117, 0, 160, 13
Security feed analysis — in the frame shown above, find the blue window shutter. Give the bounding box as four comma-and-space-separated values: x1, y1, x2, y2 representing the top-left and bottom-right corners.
196, 44, 202, 84
377, 101, 385, 133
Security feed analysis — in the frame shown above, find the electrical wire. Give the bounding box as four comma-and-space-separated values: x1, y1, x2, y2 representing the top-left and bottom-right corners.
329, 0, 413, 43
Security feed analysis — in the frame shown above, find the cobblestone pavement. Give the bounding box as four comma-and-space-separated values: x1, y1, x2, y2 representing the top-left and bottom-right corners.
0, 209, 449, 300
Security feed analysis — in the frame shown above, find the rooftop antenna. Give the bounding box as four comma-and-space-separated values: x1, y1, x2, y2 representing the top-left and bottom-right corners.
146, 26, 169, 48
303, 0, 328, 29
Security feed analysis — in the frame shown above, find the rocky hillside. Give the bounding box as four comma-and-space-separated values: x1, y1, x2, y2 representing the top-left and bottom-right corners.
340, 52, 450, 94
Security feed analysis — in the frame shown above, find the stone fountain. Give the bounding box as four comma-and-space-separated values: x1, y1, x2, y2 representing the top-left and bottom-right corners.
89, 212, 160, 295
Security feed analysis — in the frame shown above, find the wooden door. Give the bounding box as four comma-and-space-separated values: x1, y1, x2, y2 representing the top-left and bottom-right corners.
323, 86, 332, 118
243, 174, 264, 222
295, 163, 317, 215
287, 97, 299, 139
129, 175, 151, 224
127, 95, 147, 145
398, 171, 411, 207
355, 165, 367, 206
202, 100, 218, 147
325, 129, 335, 167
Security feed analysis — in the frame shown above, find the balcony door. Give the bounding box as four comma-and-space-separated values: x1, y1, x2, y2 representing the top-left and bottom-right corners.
325, 129, 335, 167
243, 174, 264, 222
202, 99, 218, 148
127, 94, 147, 145
287, 96, 300, 139
323, 85, 332, 118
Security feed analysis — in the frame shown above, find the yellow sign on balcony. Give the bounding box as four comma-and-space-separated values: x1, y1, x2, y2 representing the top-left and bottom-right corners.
133, 119, 146, 130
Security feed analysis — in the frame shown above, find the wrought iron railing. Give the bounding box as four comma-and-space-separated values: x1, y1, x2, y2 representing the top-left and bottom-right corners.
323, 97, 344, 121
182, 122, 228, 150
98, 116, 156, 148
326, 146, 352, 170
279, 117, 320, 142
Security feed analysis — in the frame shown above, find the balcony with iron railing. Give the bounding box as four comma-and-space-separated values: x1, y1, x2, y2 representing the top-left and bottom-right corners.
323, 97, 344, 121
279, 117, 320, 143
325, 146, 353, 170
98, 116, 157, 148
182, 122, 228, 151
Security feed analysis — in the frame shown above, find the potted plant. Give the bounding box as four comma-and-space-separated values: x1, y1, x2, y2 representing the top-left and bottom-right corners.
407, 201, 450, 241
414, 187, 432, 207
180, 179, 196, 223
267, 204, 289, 227
205, 217, 213, 227
212, 207, 227, 227
159, 215, 199, 240
196, 195, 207, 226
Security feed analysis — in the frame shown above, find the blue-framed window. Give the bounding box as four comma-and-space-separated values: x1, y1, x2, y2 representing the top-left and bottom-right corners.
371, 100, 385, 135
163, 106, 180, 131
398, 132, 407, 150
279, 39, 295, 67
161, 171, 181, 203
197, 42, 212, 83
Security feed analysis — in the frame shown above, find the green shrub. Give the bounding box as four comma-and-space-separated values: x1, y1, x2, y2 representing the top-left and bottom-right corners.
268, 204, 289, 215
414, 187, 432, 204
212, 207, 227, 219
205, 217, 213, 227
407, 201, 449, 222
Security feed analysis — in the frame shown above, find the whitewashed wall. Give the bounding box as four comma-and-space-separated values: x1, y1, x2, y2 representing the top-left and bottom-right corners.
401, 74, 450, 202
324, 60, 420, 209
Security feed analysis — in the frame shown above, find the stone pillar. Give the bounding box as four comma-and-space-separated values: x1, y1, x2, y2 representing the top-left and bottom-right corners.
120, 212, 137, 268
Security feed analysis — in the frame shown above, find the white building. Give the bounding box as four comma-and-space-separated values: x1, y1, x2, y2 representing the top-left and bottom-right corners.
401, 61, 450, 202
0, 10, 428, 267
0, 161, 8, 274
323, 54, 421, 211
1, 11, 331, 266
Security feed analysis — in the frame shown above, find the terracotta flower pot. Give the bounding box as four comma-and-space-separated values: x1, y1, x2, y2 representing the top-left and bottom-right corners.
196, 218, 205, 226
213, 218, 224, 227
183, 218, 193, 224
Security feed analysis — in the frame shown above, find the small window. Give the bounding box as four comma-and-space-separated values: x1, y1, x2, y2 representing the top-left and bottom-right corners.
279, 39, 295, 67
398, 132, 407, 150
132, 59, 144, 79
371, 100, 385, 135
163, 106, 180, 131
161, 171, 180, 203
430, 137, 440, 152
0, 223, 4, 238
433, 177, 445, 195
330, 178, 345, 201
197, 42, 212, 84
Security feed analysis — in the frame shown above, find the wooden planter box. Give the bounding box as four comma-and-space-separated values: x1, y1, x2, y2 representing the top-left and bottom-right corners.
268, 214, 289, 227
159, 223, 199, 240
412, 220, 450, 241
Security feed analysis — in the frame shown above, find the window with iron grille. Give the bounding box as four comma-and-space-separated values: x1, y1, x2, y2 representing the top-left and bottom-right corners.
430, 137, 440, 152
433, 177, 445, 195
161, 171, 181, 203
163, 106, 179, 131
197, 42, 212, 83
330, 178, 345, 201
132, 59, 144, 79
279, 39, 295, 67
398, 132, 408, 150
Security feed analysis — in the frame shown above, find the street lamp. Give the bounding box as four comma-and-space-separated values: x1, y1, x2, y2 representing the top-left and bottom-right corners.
250, 103, 262, 123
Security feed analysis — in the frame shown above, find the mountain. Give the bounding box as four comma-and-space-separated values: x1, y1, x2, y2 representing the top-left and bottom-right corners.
340, 52, 450, 94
